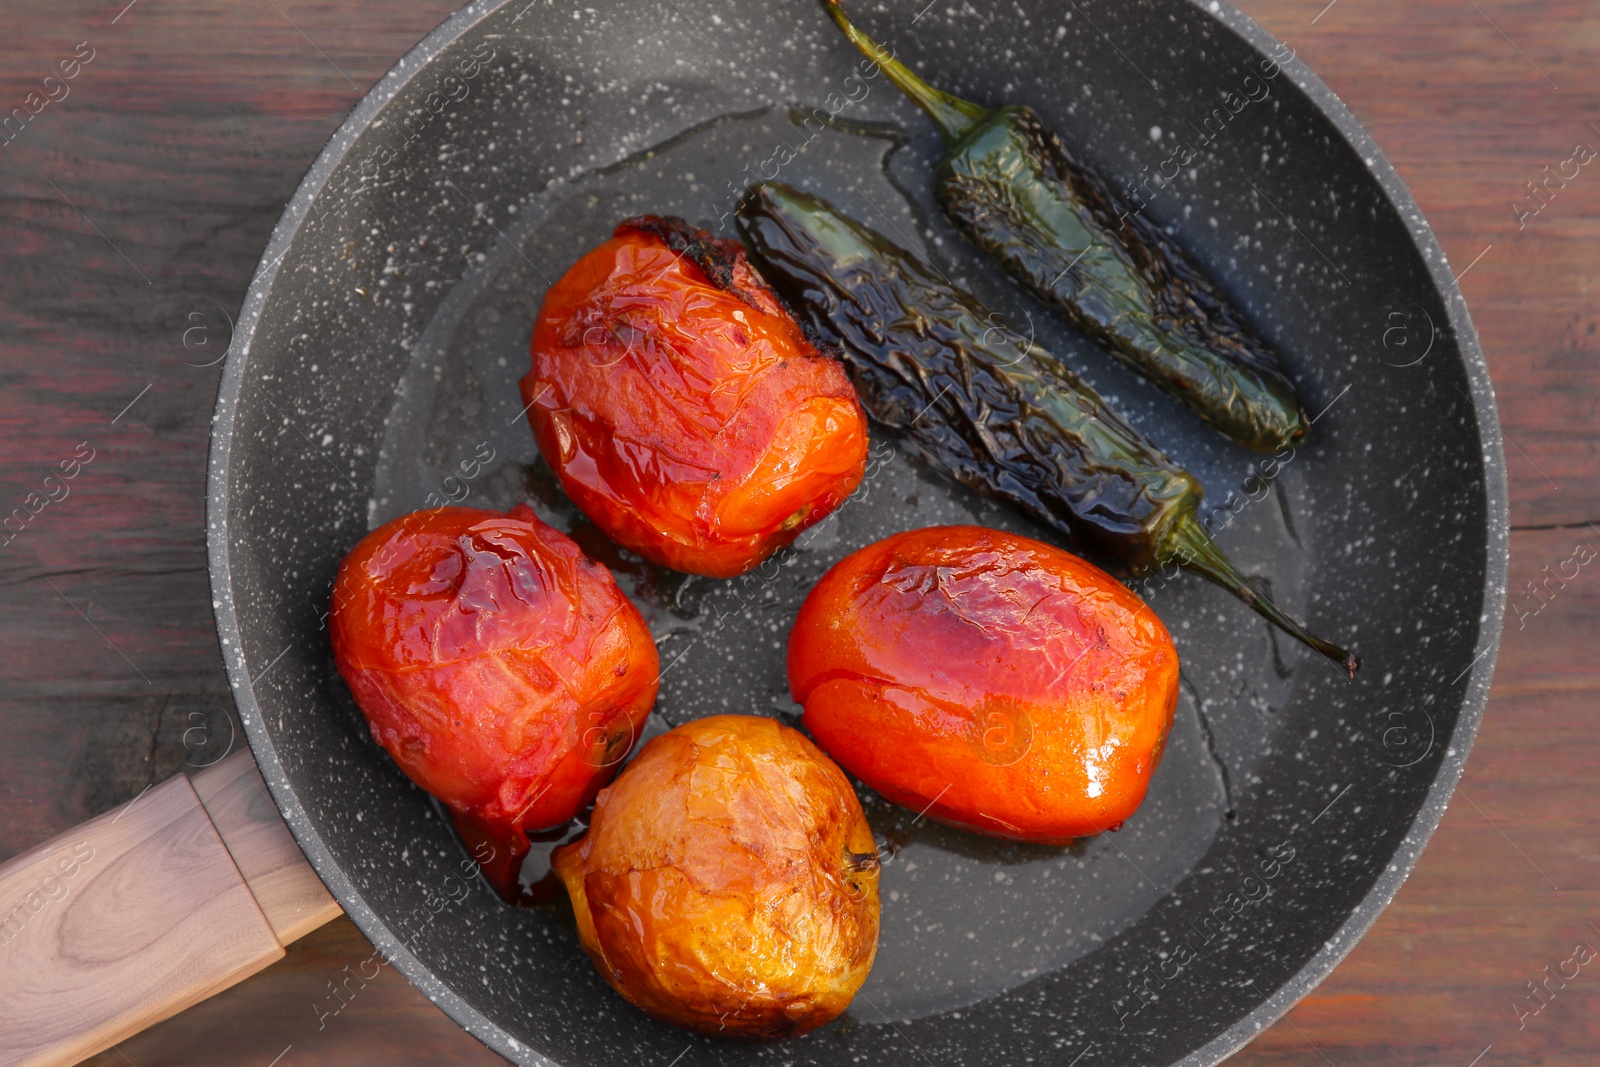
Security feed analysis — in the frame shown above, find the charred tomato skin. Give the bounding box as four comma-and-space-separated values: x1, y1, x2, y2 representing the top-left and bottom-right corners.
523, 218, 868, 579
787, 525, 1179, 844
553, 714, 880, 1041
329, 504, 659, 888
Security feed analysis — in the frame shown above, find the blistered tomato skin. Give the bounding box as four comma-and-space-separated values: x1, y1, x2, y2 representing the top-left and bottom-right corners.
787, 525, 1179, 844
329, 504, 659, 891
553, 715, 880, 1041
523, 216, 869, 578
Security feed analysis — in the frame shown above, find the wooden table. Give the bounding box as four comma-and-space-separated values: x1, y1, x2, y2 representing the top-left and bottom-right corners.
1, 1, 1593, 1064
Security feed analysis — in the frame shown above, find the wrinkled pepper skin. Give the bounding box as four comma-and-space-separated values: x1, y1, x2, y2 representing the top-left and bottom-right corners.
739, 182, 1199, 576
824, 0, 1309, 454
553, 715, 880, 1041
788, 526, 1179, 843
738, 182, 1356, 674
523, 215, 869, 579
330, 504, 659, 893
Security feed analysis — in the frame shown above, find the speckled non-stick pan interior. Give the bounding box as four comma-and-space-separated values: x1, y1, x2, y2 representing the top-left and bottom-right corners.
206, 1, 1508, 1064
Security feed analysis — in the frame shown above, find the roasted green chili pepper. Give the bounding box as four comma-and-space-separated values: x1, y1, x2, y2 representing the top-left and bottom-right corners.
737, 182, 1355, 675
823, 0, 1310, 454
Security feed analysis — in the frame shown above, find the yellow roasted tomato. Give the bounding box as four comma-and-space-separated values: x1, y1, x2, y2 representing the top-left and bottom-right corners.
553, 715, 879, 1040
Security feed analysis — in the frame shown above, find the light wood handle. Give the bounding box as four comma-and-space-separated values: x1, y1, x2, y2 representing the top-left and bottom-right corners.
0, 752, 343, 1067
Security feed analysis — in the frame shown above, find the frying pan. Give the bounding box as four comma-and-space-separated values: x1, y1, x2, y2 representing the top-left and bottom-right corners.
0, 0, 1507, 1064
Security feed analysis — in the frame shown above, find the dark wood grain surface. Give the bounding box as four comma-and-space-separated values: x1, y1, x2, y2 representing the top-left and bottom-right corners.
1, 1, 1594, 1065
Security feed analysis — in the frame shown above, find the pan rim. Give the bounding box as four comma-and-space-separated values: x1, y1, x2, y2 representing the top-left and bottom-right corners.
204, 1, 1509, 1064
1176, 4, 1507, 1062
204, 2, 558, 1062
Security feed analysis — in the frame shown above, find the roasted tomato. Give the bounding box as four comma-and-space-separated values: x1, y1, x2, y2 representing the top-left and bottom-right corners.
787, 525, 1179, 844
330, 504, 659, 893
553, 715, 880, 1040
522, 215, 869, 578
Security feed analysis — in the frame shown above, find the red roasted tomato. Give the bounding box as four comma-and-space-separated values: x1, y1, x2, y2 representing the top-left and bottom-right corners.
787, 525, 1179, 844
329, 504, 659, 892
522, 215, 868, 578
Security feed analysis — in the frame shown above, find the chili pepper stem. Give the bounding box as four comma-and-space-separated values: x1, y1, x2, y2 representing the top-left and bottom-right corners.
1166, 513, 1359, 678
822, 0, 989, 144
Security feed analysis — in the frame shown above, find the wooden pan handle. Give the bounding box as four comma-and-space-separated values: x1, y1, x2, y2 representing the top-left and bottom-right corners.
0, 753, 343, 1067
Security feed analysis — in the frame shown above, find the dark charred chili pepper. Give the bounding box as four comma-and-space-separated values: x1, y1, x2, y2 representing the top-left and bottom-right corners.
822, 0, 1310, 454
737, 182, 1355, 675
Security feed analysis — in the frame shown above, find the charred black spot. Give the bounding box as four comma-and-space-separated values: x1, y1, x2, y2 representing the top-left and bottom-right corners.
617, 214, 768, 311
